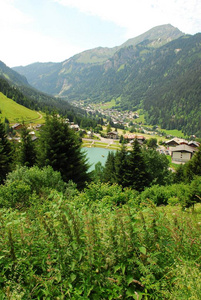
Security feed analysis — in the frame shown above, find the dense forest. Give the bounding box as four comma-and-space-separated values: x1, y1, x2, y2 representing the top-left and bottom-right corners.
0, 113, 201, 298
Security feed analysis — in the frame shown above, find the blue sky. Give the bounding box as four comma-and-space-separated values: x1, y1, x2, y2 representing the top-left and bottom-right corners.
1, 0, 201, 67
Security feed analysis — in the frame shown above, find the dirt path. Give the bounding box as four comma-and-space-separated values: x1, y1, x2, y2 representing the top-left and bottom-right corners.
37, 112, 43, 120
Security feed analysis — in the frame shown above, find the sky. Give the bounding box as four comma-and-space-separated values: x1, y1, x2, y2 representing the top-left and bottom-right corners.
0, 0, 201, 68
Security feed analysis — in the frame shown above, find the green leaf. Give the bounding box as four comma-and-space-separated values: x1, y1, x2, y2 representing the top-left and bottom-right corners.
70, 273, 76, 283
127, 275, 134, 286
114, 265, 121, 273
139, 246, 146, 255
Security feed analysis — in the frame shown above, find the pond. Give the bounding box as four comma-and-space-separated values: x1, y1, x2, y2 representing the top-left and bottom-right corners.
83, 147, 116, 171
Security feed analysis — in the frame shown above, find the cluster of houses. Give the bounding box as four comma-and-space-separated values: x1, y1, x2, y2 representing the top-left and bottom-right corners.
9, 123, 43, 142
165, 138, 200, 163
73, 101, 139, 127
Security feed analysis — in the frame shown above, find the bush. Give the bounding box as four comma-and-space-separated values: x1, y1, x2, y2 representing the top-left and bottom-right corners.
139, 184, 177, 206
0, 180, 32, 208
5, 165, 67, 194
0, 166, 69, 208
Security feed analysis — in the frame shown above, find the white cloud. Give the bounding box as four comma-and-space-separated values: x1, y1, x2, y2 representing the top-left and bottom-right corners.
54, 0, 201, 37
0, 0, 32, 27
0, 0, 83, 66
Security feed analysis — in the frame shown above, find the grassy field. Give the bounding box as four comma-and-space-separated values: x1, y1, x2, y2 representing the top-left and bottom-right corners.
0, 92, 44, 124
99, 99, 116, 109
159, 128, 186, 138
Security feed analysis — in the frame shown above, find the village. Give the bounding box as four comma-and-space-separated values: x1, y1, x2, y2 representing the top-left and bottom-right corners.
8, 100, 200, 166
72, 100, 200, 164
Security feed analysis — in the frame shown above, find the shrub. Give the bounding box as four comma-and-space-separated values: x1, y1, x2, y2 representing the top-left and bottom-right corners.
0, 180, 31, 208
5, 165, 67, 194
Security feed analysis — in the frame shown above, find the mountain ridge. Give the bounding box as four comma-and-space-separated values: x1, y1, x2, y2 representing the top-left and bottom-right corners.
7, 24, 201, 137
13, 24, 184, 96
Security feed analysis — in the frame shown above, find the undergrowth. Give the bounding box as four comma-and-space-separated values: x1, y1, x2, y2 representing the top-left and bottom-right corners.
0, 187, 200, 299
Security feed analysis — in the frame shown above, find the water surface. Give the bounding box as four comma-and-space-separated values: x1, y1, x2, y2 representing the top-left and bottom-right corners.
83, 147, 116, 171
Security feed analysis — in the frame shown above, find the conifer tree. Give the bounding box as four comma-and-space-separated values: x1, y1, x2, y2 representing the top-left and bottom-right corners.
114, 143, 128, 187
103, 151, 116, 183
0, 120, 13, 184
124, 139, 149, 191
37, 114, 91, 189
18, 123, 36, 167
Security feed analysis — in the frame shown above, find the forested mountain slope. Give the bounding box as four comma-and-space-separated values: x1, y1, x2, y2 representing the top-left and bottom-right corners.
13, 24, 183, 97
12, 25, 201, 137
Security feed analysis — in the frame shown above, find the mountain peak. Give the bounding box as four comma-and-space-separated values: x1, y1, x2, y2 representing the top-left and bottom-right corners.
121, 24, 185, 48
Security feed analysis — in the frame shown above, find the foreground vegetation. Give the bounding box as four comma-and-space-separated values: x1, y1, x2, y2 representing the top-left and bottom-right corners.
0, 114, 201, 299
0, 167, 200, 299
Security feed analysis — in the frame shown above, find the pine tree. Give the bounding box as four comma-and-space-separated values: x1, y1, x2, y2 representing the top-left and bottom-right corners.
124, 139, 149, 191
114, 143, 128, 187
103, 151, 116, 183
37, 114, 91, 189
18, 123, 36, 167
0, 120, 13, 184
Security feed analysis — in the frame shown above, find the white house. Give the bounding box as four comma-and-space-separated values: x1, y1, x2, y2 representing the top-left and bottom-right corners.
170, 145, 197, 163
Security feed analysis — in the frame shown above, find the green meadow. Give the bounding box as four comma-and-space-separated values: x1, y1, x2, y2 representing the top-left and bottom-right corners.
0, 92, 44, 124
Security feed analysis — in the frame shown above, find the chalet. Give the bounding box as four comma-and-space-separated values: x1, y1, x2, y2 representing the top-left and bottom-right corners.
124, 134, 146, 143
170, 145, 197, 163
165, 138, 188, 147
107, 131, 119, 139
188, 141, 200, 148
87, 131, 93, 138
11, 123, 22, 130
35, 124, 43, 130
70, 124, 79, 131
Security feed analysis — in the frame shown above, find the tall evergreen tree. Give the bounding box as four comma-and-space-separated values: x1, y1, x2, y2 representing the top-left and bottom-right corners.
18, 123, 36, 167
37, 114, 91, 189
0, 120, 13, 184
124, 139, 149, 191
103, 151, 116, 183
114, 143, 128, 187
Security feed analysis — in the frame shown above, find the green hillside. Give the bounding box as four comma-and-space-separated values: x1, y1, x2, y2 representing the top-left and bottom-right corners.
0, 92, 44, 124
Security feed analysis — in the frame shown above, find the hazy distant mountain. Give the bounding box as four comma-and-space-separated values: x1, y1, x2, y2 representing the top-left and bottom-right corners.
0, 60, 29, 87
12, 24, 201, 136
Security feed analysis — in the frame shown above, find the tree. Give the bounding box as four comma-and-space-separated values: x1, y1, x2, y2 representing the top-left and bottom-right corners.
18, 123, 36, 167
0, 120, 13, 184
92, 162, 104, 182
37, 114, 91, 189
106, 123, 112, 134
124, 139, 149, 191
142, 148, 171, 186
184, 145, 201, 181
103, 151, 116, 183
114, 143, 128, 187
146, 138, 158, 149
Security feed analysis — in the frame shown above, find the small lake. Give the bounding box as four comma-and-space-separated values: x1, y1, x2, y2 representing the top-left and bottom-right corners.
83, 147, 116, 171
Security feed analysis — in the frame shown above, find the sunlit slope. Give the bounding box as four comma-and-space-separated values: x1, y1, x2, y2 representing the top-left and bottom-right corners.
0, 92, 43, 123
